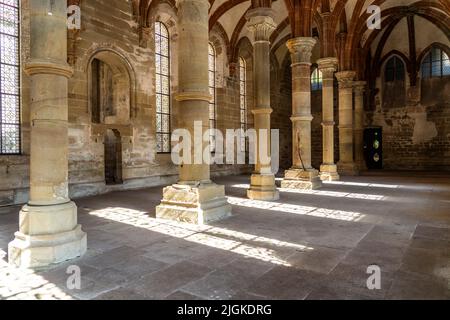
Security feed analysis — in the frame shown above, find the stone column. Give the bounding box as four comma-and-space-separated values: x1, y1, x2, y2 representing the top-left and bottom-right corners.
281, 37, 322, 190
353, 81, 366, 170
318, 57, 339, 181
246, 8, 279, 200
156, 0, 231, 224
335, 71, 359, 175
9, 0, 86, 268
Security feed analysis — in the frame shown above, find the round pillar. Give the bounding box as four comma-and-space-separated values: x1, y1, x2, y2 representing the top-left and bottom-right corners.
9, 0, 86, 269
246, 7, 279, 200
318, 57, 340, 181
336, 71, 359, 176
354, 81, 367, 170
156, 0, 231, 224
281, 37, 322, 190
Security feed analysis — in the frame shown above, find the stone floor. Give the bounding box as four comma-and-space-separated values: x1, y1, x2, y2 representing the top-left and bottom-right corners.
1, 172, 450, 300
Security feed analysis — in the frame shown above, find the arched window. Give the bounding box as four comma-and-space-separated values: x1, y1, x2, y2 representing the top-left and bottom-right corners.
311, 67, 323, 91
208, 43, 216, 153
155, 21, 171, 153
383, 55, 406, 108
421, 46, 450, 78
385, 56, 405, 82
239, 57, 247, 153
0, 0, 20, 154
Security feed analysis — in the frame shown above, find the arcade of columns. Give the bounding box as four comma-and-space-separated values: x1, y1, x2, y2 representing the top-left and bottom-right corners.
9, 0, 367, 268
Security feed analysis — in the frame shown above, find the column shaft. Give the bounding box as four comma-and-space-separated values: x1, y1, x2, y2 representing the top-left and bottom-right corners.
156, 0, 231, 224
176, 0, 210, 183
253, 39, 272, 174
354, 81, 366, 170
318, 57, 339, 181
336, 71, 359, 176
9, 0, 86, 268
281, 37, 322, 190
246, 8, 279, 200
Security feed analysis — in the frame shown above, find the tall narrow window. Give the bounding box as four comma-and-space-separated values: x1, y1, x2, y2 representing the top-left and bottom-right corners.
208, 43, 216, 153
385, 56, 405, 82
421, 46, 450, 78
239, 57, 247, 153
311, 67, 323, 91
383, 55, 406, 109
0, 0, 20, 154
155, 21, 171, 153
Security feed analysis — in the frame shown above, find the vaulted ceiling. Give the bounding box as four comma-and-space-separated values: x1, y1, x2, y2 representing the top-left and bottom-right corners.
128, 0, 450, 73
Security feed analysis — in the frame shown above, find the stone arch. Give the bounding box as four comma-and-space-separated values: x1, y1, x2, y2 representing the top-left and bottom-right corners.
417, 42, 450, 69
236, 36, 253, 63
84, 46, 137, 122
210, 22, 230, 86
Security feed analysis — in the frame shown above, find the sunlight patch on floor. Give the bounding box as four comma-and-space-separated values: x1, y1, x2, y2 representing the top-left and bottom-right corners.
0, 261, 74, 300
88, 207, 314, 266
280, 188, 386, 200
231, 184, 385, 201
227, 197, 364, 222
323, 181, 400, 189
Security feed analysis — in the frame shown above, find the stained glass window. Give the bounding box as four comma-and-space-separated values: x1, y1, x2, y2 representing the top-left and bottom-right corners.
0, 0, 20, 154
208, 43, 216, 153
311, 67, 323, 91
155, 21, 171, 153
239, 57, 247, 153
421, 46, 450, 79
385, 56, 405, 82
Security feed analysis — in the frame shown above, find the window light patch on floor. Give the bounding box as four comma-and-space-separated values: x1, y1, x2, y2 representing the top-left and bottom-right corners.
0, 263, 74, 300
87, 207, 313, 267
323, 181, 400, 189
227, 197, 364, 222
230, 184, 385, 201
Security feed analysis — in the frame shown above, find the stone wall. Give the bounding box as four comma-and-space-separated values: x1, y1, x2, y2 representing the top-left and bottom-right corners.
366, 16, 450, 171
0, 1, 254, 206
367, 76, 450, 171
0, 0, 31, 206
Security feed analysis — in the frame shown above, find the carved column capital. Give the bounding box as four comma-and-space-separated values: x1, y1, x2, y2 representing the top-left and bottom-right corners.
246, 8, 277, 42
353, 81, 367, 95
335, 71, 356, 89
317, 57, 338, 77
286, 37, 317, 65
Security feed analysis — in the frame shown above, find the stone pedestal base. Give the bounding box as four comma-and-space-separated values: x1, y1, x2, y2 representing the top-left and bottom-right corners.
320, 164, 340, 181
156, 183, 232, 225
281, 169, 322, 190
247, 174, 280, 201
8, 202, 87, 269
338, 162, 360, 176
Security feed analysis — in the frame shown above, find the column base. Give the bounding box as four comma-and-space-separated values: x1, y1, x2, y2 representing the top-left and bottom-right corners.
337, 162, 360, 176
156, 183, 232, 225
247, 174, 280, 201
8, 202, 87, 269
281, 169, 322, 190
320, 164, 340, 181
